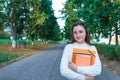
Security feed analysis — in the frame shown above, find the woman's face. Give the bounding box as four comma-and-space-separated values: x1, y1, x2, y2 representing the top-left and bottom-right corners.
73, 25, 86, 44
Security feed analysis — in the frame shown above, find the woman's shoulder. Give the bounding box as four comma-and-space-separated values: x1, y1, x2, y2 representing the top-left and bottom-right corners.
63, 43, 73, 51
88, 44, 97, 50
65, 43, 73, 47
65, 43, 77, 49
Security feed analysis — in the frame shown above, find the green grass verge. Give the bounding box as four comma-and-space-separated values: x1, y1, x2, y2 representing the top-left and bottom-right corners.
0, 52, 20, 64
0, 39, 27, 44
0, 39, 11, 43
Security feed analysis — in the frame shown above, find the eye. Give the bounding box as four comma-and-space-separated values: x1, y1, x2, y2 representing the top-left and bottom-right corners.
79, 30, 83, 33
73, 31, 77, 34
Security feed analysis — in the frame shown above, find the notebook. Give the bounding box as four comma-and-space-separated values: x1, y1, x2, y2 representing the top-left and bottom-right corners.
72, 48, 96, 66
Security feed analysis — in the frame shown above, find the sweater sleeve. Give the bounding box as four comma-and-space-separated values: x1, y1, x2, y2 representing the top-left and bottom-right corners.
77, 46, 102, 76
60, 44, 85, 80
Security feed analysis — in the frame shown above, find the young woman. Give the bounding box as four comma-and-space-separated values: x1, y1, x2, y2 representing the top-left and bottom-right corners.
60, 21, 101, 80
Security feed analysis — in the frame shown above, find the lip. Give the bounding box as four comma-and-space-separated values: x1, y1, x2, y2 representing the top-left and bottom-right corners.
76, 37, 81, 39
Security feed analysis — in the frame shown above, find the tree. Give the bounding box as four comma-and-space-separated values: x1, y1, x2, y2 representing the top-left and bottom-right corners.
61, 0, 79, 40
4, 0, 23, 48
1, 0, 61, 47
3, 0, 32, 47
27, 0, 47, 45
0, 12, 4, 31
40, 0, 61, 42
0, 0, 7, 32
1, 0, 47, 47
61, 0, 120, 46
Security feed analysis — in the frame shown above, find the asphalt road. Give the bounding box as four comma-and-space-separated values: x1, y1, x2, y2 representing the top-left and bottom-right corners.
0, 43, 120, 80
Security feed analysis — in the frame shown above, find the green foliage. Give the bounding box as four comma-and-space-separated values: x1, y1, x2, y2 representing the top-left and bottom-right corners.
0, 52, 20, 64
0, 0, 60, 48
61, 0, 80, 40
52, 25, 61, 41
95, 44, 120, 61
30, 11, 47, 27
29, 0, 47, 28
39, 0, 61, 41
27, 0, 47, 42
113, 0, 120, 5
0, 32, 10, 39
62, 0, 120, 46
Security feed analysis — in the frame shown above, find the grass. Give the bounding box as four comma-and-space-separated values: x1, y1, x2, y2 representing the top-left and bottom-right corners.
0, 41, 56, 67
0, 52, 20, 64
0, 39, 11, 43
0, 39, 26, 43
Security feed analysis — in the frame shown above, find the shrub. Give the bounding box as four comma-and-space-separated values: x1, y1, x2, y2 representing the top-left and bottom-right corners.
95, 43, 120, 61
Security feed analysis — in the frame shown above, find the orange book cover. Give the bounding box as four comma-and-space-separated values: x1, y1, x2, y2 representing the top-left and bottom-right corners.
72, 48, 96, 66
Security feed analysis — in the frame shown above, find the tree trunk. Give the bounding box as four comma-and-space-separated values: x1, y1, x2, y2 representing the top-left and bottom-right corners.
109, 34, 112, 45
115, 24, 118, 46
12, 39, 16, 48
31, 34, 35, 46
11, 24, 17, 48
11, 3, 17, 48
108, 28, 112, 45
32, 41, 35, 46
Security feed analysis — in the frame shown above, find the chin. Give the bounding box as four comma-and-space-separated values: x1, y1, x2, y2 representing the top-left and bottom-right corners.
76, 40, 84, 43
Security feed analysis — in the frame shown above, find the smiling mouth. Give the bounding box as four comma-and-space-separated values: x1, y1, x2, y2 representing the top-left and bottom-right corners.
76, 37, 81, 40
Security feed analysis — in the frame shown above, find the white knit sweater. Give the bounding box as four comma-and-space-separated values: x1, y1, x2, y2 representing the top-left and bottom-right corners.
60, 42, 101, 80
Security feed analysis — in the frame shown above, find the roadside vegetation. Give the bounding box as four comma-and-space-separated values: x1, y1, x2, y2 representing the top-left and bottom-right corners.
95, 43, 120, 61
0, 0, 61, 67
0, 39, 56, 67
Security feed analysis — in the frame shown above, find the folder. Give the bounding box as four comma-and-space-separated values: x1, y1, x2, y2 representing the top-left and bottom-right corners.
72, 48, 96, 66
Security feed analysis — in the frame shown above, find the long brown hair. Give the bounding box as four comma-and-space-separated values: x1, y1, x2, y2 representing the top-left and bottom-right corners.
71, 21, 90, 44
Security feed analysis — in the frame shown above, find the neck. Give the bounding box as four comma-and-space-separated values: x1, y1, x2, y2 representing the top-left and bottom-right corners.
76, 42, 86, 44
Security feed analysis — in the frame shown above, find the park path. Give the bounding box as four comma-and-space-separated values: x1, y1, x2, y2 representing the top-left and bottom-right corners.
0, 43, 120, 80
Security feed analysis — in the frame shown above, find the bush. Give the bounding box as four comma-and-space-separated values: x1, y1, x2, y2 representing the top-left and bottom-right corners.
95, 43, 120, 61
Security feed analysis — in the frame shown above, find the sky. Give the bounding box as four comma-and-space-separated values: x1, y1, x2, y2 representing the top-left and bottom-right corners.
52, 0, 66, 29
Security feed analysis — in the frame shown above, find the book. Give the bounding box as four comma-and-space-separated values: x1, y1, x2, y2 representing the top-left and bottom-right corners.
72, 48, 96, 66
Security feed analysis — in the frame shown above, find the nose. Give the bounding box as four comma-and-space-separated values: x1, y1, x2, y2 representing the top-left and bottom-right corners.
76, 32, 80, 36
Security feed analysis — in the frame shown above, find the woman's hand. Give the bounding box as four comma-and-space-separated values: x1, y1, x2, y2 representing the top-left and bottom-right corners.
68, 62, 94, 80
85, 75, 94, 80
68, 62, 77, 72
